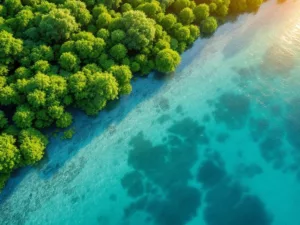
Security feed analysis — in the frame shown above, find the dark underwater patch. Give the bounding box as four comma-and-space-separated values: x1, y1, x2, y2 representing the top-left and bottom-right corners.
212, 92, 250, 129
124, 196, 149, 218
167, 117, 209, 145
197, 150, 272, 225
156, 114, 171, 125
123, 118, 208, 224
202, 114, 211, 123
175, 105, 184, 115
128, 118, 209, 188
147, 185, 201, 225
216, 132, 229, 143
168, 135, 183, 147
197, 160, 226, 188
70, 195, 80, 204
204, 181, 272, 225
109, 194, 117, 202
234, 67, 254, 77
249, 118, 270, 142
157, 97, 170, 111
231, 66, 257, 89
121, 171, 144, 198
286, 98, 300, 151
270, 105, 282, 117
97, 215, 109, 225
236, 163, 263, 178
124, 185, 201, 225
122, 117, 271, 225
128, 132, 168, 175
145, 182, 157, 195
259, 129, 285, 169
297, 171, 300, 182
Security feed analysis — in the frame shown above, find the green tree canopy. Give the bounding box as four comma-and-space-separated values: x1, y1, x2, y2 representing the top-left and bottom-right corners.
179, 7, 195, 25
9, 9, 34, 32
172, 0, 190, 13
4, 0, 23, 16
31, 45, 54, 62
173, 24, 190, 41
73, 35, 106, 60
31, 60, 50, 73
27, 89, 46, 108
246, 0, 263, 11
56, 112, 73, 128
0, 85, 20, 105
109, 44, 127, 61
97, 28, 110, 40
63, 0, 92, 26
201, 16, 218, 34
0, 133, 20, 173
160, 14, 177, 31
136, 1, 162, 18
14, 67, 32, 79
39, 8, 79, 43
109, 65, 132, 94
59, 52, 80, 72
18, 128, 48, 165
70, 71, 119, 115
121, 11, 156, 50
0, 30, 23, 64
96, 12, 112, 28
121, 3, 132, 12
111, 29, 125, 43
155, 49, 180, 73
193, 4, 210, 23
0, 111, 8, 129
13, 105, 35, 129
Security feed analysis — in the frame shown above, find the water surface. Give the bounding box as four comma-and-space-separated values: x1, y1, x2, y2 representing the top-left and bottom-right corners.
1, 1, 300, 225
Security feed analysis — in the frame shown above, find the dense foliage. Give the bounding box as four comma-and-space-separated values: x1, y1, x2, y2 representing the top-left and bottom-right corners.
0, 0, 264, 190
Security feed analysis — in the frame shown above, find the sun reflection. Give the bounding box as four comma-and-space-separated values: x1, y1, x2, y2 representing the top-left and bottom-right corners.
261, 3, 300, 74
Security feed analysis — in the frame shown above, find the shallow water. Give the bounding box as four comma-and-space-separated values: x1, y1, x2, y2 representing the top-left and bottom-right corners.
1, 1, 300, 225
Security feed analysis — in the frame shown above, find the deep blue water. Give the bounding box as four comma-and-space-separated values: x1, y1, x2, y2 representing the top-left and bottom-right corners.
1, 1, 300, 225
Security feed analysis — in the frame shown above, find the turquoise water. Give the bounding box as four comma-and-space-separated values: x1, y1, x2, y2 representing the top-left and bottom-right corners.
1, 1, 300, 225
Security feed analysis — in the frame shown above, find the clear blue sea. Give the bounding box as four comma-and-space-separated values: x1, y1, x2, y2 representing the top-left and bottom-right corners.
1, 1, 300, 224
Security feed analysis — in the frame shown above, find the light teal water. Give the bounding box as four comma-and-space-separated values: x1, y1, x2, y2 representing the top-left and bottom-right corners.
1, 1, 300, 225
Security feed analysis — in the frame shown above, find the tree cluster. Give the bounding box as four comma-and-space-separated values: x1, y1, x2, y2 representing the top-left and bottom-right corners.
0, 0, 264, 190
